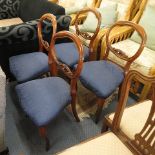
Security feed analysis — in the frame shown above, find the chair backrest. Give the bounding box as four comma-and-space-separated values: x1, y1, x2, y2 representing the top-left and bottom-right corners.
38, 13, 57, 52
125, 0, 148, 23
97, 0, 148, 23
104, 21, 146, 73
74, 8, 101, 54
112, 70, 155, 154
49, 31, 84, 89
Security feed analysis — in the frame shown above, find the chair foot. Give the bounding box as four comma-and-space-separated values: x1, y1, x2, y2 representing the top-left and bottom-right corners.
95, 99, 105, 123
72, 108, 80, 122
45, 137, 50, 151
39, 127, 50, 151
101, 124, 108, 133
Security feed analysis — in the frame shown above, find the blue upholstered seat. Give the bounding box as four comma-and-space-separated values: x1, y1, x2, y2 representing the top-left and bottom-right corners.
79, 60, 124, 98
9, 52, 49, 83
55, 42, 89, 67
16, 77, 71, 127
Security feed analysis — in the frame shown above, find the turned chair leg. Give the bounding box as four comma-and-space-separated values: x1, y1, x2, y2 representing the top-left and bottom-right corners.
71, 93, 80, 122
39, 127, 50, 151
95, 99, 105, 124
101, 119, 109, 133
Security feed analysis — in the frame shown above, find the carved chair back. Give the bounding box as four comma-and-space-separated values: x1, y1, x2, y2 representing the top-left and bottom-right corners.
112, 70, 155, 155
125, 0, 148, 23
97, 0, 148, 23
38, 13, 57, 52
49, 31, 84, 89
104, 21, 146, 74
74, 8, 101, 54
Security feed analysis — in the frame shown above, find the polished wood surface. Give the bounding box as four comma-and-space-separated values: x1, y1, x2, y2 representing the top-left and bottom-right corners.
103, 70, 155, 155
38, 13, 57, 52
74, 8, 101, 60
49, 31, 84, 122
104, 21, 147, 74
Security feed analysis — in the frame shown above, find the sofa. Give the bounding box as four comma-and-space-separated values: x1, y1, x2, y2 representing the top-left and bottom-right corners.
0, 0, 71, 79
0, 67, 6, 153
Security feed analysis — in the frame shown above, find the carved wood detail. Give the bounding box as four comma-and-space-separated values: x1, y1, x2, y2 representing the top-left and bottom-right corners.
37, 13, 57, 52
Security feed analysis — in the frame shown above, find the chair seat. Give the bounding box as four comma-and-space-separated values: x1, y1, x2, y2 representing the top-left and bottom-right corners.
108, 100, 152, 140
110, 39, 155, 75
16, 77, 71, 127
79, 60, 124, 98
9, 52, 49, 83
57, 132, 133, 155
55, 42, 89, 67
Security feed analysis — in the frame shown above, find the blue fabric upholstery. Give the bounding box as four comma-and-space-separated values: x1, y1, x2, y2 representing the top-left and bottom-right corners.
55, 42, 89, 67
79, 60, 124, 98
15, 77, 71, 127
9, 52, 49, 83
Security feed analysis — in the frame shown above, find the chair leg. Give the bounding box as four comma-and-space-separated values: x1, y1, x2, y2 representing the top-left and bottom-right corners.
71, 93, 80, 122
39, 127, 50, 151
101, 119, 109, 133
95, 99, 105, 124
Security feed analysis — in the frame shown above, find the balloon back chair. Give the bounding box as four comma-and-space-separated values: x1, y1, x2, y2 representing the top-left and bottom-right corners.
78, 21, 146, 123
53, 8, 101, 70
57, 70, 155, 155
9, 13, 57, 83
15, 31, 84, 151
102, 70, 155, 155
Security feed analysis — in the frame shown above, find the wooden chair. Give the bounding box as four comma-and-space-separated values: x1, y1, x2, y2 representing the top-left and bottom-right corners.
93, 0, 148, 54
52, 8, 101, 69
56, 70, 155, 155
78, 21, 146, 123
9, 14, 57, 83
103, 70, 155, 155
15, 31, 84, 151
98, 1, 155, 101
69, 0, 100, 25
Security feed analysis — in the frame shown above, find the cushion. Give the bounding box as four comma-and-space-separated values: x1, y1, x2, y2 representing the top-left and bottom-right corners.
109, 100, 152, 140
117, 2, 128, 20
19, 0, 65, 22
55, 42, 89, 67
79, 60, 124, 98
57, 132, 133, 155
65, 0, 87, 15
81, 3, 118, 32
0, 0, 21, 20
0, 18, 23, 27
9, 52, 49, 83
109, 39, 155, 75
16, 77, 71, 126
130, 5, 155, 51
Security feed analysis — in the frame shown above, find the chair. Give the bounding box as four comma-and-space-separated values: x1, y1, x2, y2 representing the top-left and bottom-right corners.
78, 21, 146, 123
102, 70, 155, 155
56, 70, 155, 155
0, 0, 71, 79
68, 0, 100, 25
71, 0, 148, 55
15, 31, 84, 150
9, 14, 57, 83
53, 8, 101, 69
99, 2, 155, 100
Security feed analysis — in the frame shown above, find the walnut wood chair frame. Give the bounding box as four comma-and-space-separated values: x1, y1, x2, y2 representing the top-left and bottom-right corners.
70, 0, 100, 25
74, 8, 101, 60
38, 13, 57, 52
94, 0, 148, 55
39, 31, 84, 151
102, 70, 155, 155
91, 21, 146, 123
96, 0, 149, 100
